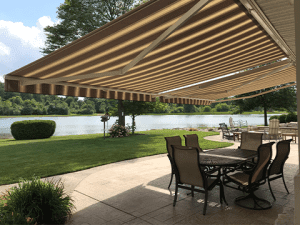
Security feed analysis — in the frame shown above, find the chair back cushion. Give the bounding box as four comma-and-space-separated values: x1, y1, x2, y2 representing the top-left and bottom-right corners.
165, 136, 182, 157
240, 132, 263, 151
269, 139, 292, 175
250, 142, 274, 184
184, 134, 203, 152
172, 145, 205, 187
269, 119, 280, 135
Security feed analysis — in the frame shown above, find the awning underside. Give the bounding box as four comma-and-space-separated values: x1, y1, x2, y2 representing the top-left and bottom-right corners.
4, 0, 293, 105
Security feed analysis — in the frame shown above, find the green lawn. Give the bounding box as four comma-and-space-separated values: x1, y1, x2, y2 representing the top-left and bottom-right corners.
0, 130, 232, 186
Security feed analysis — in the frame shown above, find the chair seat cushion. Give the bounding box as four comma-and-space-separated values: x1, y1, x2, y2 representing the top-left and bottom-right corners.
228, 172, 249, 186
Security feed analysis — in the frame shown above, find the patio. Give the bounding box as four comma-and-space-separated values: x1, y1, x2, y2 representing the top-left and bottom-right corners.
1, 132, 295, 224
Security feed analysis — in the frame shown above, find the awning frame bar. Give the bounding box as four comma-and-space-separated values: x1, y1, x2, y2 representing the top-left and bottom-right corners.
239, 0, 296, 63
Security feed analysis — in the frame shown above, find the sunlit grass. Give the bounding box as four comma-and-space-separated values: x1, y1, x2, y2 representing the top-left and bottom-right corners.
0, 130, 232, 186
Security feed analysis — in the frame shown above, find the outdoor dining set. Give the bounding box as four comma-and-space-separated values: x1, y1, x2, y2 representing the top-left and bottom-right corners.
164, 133, 292, 215
221, 118, 298, 143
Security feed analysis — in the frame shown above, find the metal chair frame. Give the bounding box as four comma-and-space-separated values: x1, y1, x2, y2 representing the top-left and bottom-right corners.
267, 139, 293, 200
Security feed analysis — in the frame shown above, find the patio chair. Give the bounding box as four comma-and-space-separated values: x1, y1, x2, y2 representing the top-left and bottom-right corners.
184, 134, 220, 174
238, 132, 263, 151
183, 134, 203, 152
165, 136, 182, 189
224, 142, 275, 210
229, 117, 239, 132
238, 132, 263, 164
229, 117, 239, 131
267, 139, 293, 201
220, 125, 234, 139
267, 119, 281, 141
171, 145, 225, 215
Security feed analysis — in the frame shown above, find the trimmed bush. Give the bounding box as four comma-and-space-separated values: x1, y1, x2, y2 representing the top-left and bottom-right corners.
286, 112, 297, 123
0, 176, 75, 225
278, 114, 287, 123
11, 120, 56, 140
269, 115, 279, 120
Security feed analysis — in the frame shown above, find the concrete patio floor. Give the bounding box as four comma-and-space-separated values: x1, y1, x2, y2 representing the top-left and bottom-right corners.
0, 132, 298, 224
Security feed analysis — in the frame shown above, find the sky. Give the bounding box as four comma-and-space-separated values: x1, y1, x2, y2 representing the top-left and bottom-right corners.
0, 0, 65, 83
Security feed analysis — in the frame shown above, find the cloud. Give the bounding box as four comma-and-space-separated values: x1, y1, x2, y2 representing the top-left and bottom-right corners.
0, 16, 58, 82
0, 42, 10, 56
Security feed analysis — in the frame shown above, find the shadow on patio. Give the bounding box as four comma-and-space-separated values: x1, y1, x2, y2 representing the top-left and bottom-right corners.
67, 155, 297, 225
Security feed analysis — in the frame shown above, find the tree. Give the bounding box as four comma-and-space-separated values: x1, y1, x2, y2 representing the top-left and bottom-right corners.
41, 0, 145, 126
215, 103, 229, 112
203, 106, 211, 112
152, 98, 168, 113
41, 0, 135, 54
21, 100, 34, 115
183, 104, 196, 113
233, 83, 296, 125
110, 100, 156, 134
124, 101, 156, 134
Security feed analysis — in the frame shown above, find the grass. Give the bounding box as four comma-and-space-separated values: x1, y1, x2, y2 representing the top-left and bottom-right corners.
0, 130, 232, 186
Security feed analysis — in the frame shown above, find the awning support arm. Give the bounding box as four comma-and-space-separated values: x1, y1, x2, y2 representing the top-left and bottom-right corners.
226, 62, 293, 94
20, 0, 212, 86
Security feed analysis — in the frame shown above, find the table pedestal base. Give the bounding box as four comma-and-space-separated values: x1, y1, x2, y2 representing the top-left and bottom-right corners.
234, 192, 272, 210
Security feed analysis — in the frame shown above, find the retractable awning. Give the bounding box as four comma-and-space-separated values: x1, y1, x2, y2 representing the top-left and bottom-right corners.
4, 0, 294, 105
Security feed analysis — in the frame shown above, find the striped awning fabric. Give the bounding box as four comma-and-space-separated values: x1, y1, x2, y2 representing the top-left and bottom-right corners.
162, 59, 296, 102
4, 0, 290, 105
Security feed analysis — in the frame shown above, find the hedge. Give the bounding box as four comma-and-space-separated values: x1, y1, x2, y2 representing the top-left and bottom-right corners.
11, 120, 56, 140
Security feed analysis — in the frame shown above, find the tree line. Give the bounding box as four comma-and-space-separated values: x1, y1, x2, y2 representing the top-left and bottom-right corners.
0, 82, 258, 116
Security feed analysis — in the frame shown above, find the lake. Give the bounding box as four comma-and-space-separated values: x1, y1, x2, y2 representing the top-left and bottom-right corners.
0, 114, 280, 137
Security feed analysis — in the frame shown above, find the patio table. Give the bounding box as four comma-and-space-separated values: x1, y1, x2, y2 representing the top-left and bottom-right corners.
199, 148, 258, 207
233, 132, 242, 141
203, 148, 258, 161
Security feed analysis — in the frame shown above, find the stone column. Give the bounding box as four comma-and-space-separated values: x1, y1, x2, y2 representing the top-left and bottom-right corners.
295, 0, 300, 224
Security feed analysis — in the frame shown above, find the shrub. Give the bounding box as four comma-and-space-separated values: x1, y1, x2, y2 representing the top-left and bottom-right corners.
215, 103, 229, 112
109, 123, 130, 138
278, 114, 287, 123
0, 210, 36, 225
286, 112, 297, 122
269, 115, 279, 120
203, 106, 211, 112
11, 120, 56, 140
0, 176, 75, 225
